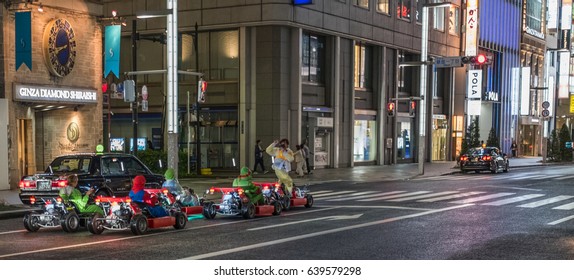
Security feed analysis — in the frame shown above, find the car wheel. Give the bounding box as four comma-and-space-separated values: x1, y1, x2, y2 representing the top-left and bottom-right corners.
305, 194, 314, 208
23, 212, 40, 232
272, 201, 282, 216
130, 214, 148, 235
61, 212, 80, 233
242, 203, 255, 219
173, 212, 187, 229
491, 162, 498, 174
87, 213, 105, 234
202, 202, 216, 219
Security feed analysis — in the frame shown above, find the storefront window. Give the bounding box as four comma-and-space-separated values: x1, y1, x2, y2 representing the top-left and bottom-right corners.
354, 0, 369, 8
353, 120, 377, 161
377, 0, 389, 14
354, 43, 372, 90
397, 0, 411, 21
432, 0, 445, 31
181, 30, 239, 82
397, 121, 413, 160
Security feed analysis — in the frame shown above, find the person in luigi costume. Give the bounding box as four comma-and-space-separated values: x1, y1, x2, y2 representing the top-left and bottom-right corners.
59, 174, 104, 215
232, 166, 263, 205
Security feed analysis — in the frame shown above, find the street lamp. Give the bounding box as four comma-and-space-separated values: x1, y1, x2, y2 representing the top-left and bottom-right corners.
418, 2, 451, 175
136, 0, 179, 178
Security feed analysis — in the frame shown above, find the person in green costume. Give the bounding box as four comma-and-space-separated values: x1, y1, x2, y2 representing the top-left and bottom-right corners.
232, 167, 263, 205
59, 174, 104, 215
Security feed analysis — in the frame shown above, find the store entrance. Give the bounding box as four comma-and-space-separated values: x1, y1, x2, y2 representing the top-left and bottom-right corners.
396, 117, 415, 163
18, 119, 34, 178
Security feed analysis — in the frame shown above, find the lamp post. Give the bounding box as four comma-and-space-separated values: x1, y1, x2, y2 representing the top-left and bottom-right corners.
419, 2, 451, 175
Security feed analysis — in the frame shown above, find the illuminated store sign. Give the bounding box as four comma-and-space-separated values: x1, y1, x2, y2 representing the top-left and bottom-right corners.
464, 0, 478, 56
14, 84, 97, 104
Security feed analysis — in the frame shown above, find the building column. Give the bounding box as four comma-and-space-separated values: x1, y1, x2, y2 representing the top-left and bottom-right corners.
290, 28, 302, 146
332, 36, 341, 168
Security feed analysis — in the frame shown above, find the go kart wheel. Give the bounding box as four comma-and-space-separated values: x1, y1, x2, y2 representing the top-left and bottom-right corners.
61, 212, 80, 233
23, 212, 40, 232
88, 213, 105, 235
173, 212, 187, 229
242, 203, 255, 219
130, 214, 148, 235
304, 194, 314, 208
272, 201, 282, 216
202, 202, 216, 219
282, 196, 291, 211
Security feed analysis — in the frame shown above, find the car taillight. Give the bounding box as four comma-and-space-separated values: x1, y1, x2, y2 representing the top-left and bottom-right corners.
238, 188, 244, 195
274, 183, 280, 188
95, 198, 100, 205
56, 197, 62, 204
19, 180, 34, 188
460, 156, 468, 161
52, 180, 67, 188
209, 187, 215, 195
263, 186, 269, 191
30, 196, 36, 204
482, 155, 491, 161
163, 189, 169, 195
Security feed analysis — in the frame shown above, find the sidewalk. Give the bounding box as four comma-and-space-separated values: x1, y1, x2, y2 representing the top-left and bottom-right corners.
0, 156, 548, 219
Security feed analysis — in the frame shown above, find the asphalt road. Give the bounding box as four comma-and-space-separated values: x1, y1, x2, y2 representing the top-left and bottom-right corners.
2, 165, 574, 261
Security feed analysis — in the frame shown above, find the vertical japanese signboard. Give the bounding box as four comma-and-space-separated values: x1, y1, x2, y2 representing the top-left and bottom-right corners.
465, 0, 478, 56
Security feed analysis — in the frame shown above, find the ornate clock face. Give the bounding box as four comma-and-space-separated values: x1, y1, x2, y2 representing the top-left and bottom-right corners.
43, 19, 77, 77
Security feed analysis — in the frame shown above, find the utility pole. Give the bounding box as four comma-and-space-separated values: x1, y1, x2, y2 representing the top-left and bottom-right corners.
194, 22, 201, 174
131, 19, 138, 157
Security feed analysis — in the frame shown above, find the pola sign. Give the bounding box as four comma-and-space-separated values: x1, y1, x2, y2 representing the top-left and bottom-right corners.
466, 69, 482, 99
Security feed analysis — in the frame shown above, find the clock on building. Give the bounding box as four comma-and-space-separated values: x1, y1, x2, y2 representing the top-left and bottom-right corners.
43, 19, 77, 77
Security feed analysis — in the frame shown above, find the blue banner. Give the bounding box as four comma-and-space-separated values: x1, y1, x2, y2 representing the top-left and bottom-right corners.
104, 25, 121, 78
15, 11, 32, 71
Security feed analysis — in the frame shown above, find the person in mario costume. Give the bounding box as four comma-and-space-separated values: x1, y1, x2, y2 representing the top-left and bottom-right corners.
129, 175, 169, 217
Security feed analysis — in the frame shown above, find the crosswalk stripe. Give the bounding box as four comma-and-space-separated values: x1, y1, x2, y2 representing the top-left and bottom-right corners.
312, 191, 355, 198
308, 190, 333, 195
509, 174, 545, 180
357, 191, 431, 202
553, 202, 574, 210
449, 193, 515, 204
324, 191, 394, 202
517, 195, 574, 208
554, 175, 574, 181
332, 191, 408, 201
387, 191, 459, 202
482, 194, 546, 206
417, 191, 486, 202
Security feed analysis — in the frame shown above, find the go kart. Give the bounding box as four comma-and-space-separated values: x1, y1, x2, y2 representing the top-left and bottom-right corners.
88, 188, 187, 235
202, 186, 282, 220
23, 196, 92, 233
253, 182, 313, 210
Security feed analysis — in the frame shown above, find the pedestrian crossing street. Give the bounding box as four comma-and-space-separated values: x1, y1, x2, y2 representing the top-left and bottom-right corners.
312, 189, 574, 210
412, 173, 574, 182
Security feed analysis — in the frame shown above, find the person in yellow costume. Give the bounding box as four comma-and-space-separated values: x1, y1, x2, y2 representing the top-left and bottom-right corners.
266, 139, 295, 197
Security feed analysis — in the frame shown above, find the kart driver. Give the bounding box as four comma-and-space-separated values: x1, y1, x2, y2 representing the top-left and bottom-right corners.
266, 139, 295, 197
162, 168, 199, 206
59, 174, 104, 215
129, 175, 169, 217
232, 166, 263, 205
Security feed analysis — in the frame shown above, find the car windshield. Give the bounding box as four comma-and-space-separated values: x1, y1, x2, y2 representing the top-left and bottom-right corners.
46, 157, 91, 174
466, 148, 493, 156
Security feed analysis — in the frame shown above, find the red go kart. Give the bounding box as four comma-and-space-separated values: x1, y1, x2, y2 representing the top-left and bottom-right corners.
88, 188, 187, 235
202, 186, 282, 219
254, 182, 313, 210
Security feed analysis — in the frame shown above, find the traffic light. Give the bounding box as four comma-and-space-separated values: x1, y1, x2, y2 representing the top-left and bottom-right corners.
461, 54, 491, 65
386, 102, 396, 117
197, 78, 207, 103
409, 100, 416, 116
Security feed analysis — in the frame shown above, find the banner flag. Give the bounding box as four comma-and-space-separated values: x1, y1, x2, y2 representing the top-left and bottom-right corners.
15, 11, 32, 71
104, 25, 121, 78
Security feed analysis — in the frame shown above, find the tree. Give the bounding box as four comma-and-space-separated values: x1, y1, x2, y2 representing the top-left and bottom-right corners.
547, 129, 560, 161
469, 117, 481, 148
559, 123, 572, 161
486, 127, 499, 147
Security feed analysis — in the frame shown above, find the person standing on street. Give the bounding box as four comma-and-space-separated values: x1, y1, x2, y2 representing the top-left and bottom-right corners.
511, 141, 517, 158
253, 139, 268, 174
301, 139, 312, 174
266, 139, 294, 197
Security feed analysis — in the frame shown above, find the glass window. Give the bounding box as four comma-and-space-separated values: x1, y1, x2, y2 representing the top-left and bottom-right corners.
397, 121, 413, 160
354, 0, 369, 9
377, 0, 389, 13
415, 0, 424, 23
354, 43, 373, 89
397, 0, 411, 20
525, 0, 543, 33
180, 30, 239, 81
302, 33, 326, 84
122, 157, 147, 175
448, 5, 460, 35
353, 120, 377, 161
432, 0, 445, 31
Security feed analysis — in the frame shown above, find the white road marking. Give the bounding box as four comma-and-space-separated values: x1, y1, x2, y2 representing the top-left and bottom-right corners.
517, 195, 574, 208
357, 191, 431, 202
331, 191, 407, 201
323, 191, 380, 201
449, 193, 515, 204
417, 191, 485, 202
387, 191, 459, 202
548, 215, 574, 225
553, 202, 574, 210
181, 204, 474, 260
509, 174, 545, 180
554, 175, 574, 181
248, 214, 364, 231
312, 191, 355, 198
482, 194, 545, 206
0, 230, 27, 235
